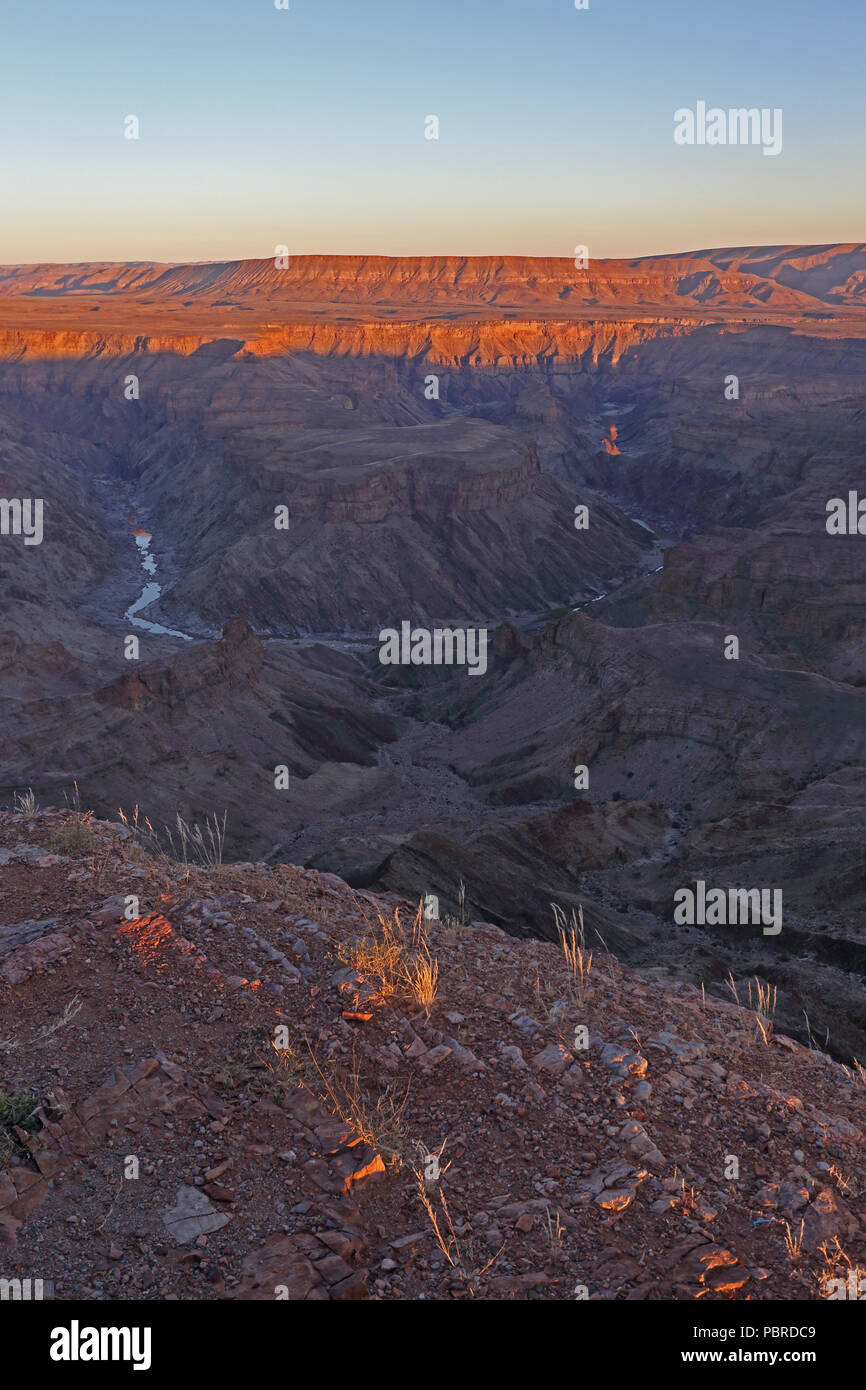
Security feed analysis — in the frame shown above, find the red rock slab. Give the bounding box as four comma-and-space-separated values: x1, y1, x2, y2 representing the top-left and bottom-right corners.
233, 1231, 369, 1301
0, 930, 75, 985
0, 1212, 22, 1247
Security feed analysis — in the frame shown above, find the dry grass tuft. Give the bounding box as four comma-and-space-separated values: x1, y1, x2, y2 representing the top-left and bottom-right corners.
841, 1056, 866, 1089
268, 1037, 410, 1171
543, 1205, 566, 1263
403, 940, 439, 1017
816, 1237, 863, 1299
119, 806, 227, 869
336, 902, 440, 1015
412, 1164, 504, 1294
727, 972, 777, 1044
748, 977, 777, 1045
781, 1218, 805, 1261
335, 908, 406, 998
414, 1138, 450, 1187
13, 788, 38, 816
552, 902, 593, 1004
37, 995, 83, 1041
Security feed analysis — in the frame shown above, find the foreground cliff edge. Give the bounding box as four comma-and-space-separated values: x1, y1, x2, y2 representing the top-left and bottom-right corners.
1, 806, 863, 1301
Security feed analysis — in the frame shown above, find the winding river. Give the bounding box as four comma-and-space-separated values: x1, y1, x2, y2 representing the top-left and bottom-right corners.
124, 528, 193, 641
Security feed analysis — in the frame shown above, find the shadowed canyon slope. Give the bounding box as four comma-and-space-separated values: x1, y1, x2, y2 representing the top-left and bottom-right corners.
0, 246, 864, 1063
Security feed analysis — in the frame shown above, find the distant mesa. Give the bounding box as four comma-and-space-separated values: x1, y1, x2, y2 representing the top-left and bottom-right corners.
0, 244, 865, 317
1, 244, 864, 365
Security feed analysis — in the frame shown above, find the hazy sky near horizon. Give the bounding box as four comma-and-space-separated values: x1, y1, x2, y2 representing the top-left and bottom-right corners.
1, 0, 863, 263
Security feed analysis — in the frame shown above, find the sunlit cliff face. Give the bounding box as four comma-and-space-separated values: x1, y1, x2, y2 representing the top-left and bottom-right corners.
0, 246, 864, 369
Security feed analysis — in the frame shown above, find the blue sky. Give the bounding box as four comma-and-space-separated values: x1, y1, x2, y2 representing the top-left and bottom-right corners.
1, 0, 863, 261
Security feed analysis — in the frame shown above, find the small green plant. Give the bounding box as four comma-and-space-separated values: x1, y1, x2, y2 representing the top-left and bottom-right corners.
0, 1089, 39, 1166
265, 1039, 310, 1100
51, 813, 98, 857
211, 1062, 251, 1095
0, 1090, 37, 1128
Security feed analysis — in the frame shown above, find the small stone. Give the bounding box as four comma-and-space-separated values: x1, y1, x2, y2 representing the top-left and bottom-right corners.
203, 1183, 235, 1203
532, 1044, 572, 1077
204, 1160, 232, 1182
162, 1186, 230, 1245
418, 1044, 452, 1069
390, 1231, 428, 1251
594, 1188, 635, 1212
